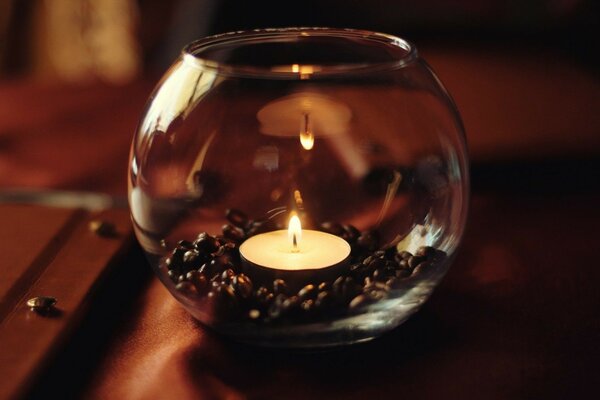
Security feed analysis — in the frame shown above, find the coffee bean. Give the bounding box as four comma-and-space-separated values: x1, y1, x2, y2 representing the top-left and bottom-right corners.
395, 268, 412, 278
282, 295, 300, 316
245, 219, 275, 236
177, 240, 194, 250
373, 250, 386, 258
342, 224, 360, 242
204, 257, 231, 276
167, 269, 178, 282
349, 263, 369, 281
382, 245, 397, 259
349, 294, 373, 310
413, 261, 430, 276
373, 266, 396, 282
385, 277, 398, 289
364, 281, 388, 293
333, 276, 361, 302
186, 270, 208, 293
273, 279, 290, 295
226, 208, 249, 229
394, 251, 412, 264
178, 274, 187, 283
364, 288, 387, 302
315, 291, 333, 309
268, 294, 288, 319
220, 268, 235, 284
176, 281, 198, 296
255, 286, 273, 305
171, 248, 186, 265
298, 284, 317, 301
416, 246, 437, 258
183, 249, 200, 264
210, 283, 238, 317
398, 259, 410, 270
300, 299, 315, 312
367, 257, 386, 271
408, 255, 426, 269
194, 235, 219, 253
320, 222, 345, 237
232, 273, 253, 299
399, 250, 412, 259
357, 230, 379, 251
317, 282, 331, 292
222, 224, 245, 242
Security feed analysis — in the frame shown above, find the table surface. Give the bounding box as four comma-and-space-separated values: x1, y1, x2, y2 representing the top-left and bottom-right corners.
1, 44, 599, 399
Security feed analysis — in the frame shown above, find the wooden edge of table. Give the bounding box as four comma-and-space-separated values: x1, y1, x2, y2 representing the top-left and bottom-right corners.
0, 205, 134, 400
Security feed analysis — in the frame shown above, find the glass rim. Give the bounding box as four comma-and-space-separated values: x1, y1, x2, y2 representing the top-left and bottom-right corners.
181, 27, 418, 79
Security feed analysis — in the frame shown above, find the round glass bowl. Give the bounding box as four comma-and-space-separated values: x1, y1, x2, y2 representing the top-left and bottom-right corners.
128, 28, 469, 348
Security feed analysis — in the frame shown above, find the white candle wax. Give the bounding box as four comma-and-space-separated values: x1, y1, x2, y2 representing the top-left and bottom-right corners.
239, 229, 350, 271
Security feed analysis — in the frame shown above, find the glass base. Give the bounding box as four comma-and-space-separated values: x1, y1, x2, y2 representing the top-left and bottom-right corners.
179, 270, 445, 348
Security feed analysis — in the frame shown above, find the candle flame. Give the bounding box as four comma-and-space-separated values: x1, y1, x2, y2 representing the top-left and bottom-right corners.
288, 214, 302, 253
300, 113, 314, 150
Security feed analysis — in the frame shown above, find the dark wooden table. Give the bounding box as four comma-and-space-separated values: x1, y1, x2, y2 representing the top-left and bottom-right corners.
1, 44, 599, 399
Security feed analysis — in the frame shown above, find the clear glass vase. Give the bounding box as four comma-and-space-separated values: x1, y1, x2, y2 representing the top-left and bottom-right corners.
128, 28, 469, 347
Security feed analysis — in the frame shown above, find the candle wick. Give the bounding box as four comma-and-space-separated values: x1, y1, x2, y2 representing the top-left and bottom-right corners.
292, 233, 299, 253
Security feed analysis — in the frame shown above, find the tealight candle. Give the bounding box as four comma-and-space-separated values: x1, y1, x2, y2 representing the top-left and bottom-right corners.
239, 214, 350, 278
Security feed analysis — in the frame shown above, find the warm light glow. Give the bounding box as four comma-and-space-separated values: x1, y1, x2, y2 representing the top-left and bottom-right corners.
300, 113, 314, 150
300, 130, 314, 150
288, 214, 302, 253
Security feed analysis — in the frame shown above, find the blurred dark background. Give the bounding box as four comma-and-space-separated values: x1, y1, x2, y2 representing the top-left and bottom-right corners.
0, 0, 598, 194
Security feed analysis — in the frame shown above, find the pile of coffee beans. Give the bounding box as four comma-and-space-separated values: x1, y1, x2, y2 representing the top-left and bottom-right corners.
162, 209, 446, 323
